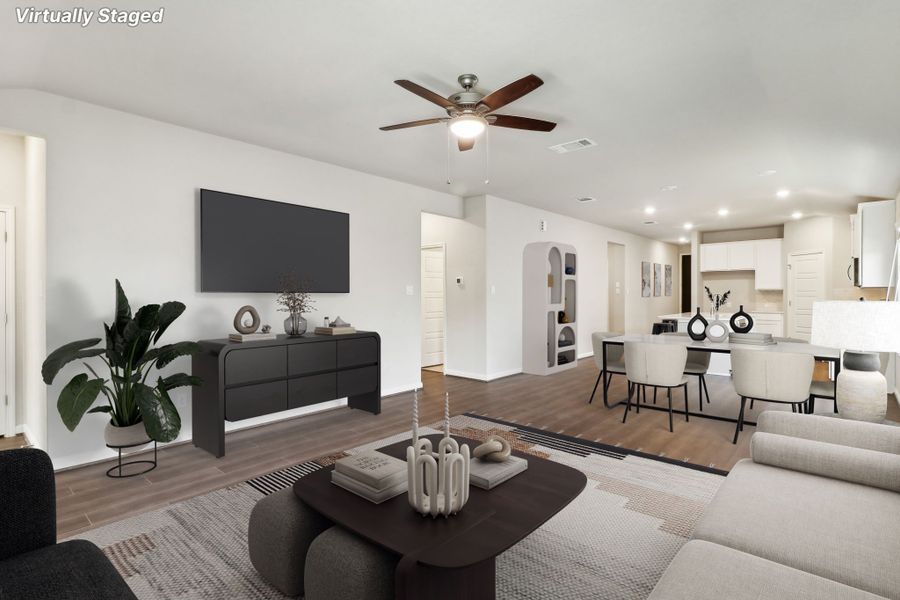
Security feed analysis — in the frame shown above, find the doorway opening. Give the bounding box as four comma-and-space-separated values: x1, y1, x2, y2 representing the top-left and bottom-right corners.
680, 253, 691, 313
607, 242, 625, 333
421, 244, 446, 374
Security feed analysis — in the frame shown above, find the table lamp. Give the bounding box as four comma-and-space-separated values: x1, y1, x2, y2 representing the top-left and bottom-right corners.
810, 301, 900, 422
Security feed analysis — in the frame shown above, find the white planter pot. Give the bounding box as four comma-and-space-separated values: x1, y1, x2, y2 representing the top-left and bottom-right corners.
104, 421, 151, 452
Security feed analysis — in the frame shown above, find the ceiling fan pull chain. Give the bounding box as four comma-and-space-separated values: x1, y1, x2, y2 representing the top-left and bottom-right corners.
484, 125, 490, 185
446, 126, 452, 185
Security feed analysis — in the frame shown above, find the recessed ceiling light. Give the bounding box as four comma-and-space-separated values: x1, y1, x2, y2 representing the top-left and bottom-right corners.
759, 170, 777, 177
683, 222, 693, 230
718, 208, 729, 217
776, 188, 791, 199
678, 236, 688, 243
660, 185, 678, 192
791, 211, 803, 219
644, 206, 656, 215
576, 196, 597, 203
643, 220, 658, 225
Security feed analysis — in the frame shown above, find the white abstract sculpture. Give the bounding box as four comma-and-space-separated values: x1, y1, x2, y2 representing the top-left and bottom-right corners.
407, 391, 470, 517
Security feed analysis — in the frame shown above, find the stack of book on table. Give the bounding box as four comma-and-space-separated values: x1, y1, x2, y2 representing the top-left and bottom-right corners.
332, 450, 408, 504
469, 455, 528, 490
228, 332, 277, 342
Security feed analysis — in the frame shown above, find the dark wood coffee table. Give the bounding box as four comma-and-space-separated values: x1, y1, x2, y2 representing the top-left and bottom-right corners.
293, 434, 586, 600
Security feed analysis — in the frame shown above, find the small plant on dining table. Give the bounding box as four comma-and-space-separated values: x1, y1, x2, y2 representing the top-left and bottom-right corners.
704, 286, 731, 314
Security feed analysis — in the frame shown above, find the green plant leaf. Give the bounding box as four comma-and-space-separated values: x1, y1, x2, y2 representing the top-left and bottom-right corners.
57, 374, 104, 431
158, 373, 202, 392
154, 301, 185, 343
138, 341, 201, 369
87, 405, 112, 414
135, 383, 181, 443
114, 279, 132, 334
41, 339, 103, 384
105, 323, 126, 368
122, 304, 159, 366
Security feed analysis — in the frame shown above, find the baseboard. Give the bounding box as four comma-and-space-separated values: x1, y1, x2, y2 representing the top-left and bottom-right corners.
578, 351, 594, 360
444, 368, 522, 382
15, 423, 40, 449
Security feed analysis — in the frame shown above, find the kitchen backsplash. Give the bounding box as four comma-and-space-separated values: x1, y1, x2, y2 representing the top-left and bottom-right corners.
701, 271, 784, 312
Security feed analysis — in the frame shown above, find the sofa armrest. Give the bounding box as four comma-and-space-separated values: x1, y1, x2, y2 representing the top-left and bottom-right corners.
757, 411, 900, 455
0, 449, 57, 561
750, 432, 900, 493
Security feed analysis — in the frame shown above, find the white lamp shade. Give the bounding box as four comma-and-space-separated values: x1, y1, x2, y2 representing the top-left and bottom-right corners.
810, 301, 900, 353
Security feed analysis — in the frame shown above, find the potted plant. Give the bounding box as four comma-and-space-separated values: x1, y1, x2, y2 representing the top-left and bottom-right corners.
41, 280, 202, 448
277, 273, 315, 336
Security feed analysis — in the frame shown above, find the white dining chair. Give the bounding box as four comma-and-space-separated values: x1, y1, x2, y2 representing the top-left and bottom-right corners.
589, 332, 625, 404
730, 349, 814, 444
623, 341, 689, 432
661, 332, 712, 411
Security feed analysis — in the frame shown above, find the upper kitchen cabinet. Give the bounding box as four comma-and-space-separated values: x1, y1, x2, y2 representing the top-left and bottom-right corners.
754, 238, 784, 290
700, 238, 784, 291
852, 199, 896, 288
727, 241, 756, 270
699, 243, 728, 271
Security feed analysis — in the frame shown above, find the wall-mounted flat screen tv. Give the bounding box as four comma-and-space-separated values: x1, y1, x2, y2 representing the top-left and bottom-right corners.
200, 189, 349, 292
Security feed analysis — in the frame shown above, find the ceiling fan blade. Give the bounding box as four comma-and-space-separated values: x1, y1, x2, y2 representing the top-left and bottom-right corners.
458, 137, 475, 151
394, 80, 459, 110
379, 118, 446, 131
490, 114, 557, 132
478, 74, 544, 112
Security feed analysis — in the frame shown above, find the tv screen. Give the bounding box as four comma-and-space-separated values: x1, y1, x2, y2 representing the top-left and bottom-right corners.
200, 189, 349, 292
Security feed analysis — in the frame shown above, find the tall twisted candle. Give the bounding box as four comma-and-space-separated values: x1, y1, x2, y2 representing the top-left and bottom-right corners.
412, 388, 419, 444
443, 392, 450, 438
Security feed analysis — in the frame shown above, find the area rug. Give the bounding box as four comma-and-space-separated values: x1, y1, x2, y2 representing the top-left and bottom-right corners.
72, 414, 725, 599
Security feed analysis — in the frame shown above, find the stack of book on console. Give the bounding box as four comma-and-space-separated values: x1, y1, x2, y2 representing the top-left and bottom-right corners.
314, 326, 357, 335
469, 455, 528, 490
228, 332, 277, 342
332, 450, 408, 504
729, 332, 776, 346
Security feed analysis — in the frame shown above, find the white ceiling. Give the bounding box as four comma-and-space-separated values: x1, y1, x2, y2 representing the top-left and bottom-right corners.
3, 0, 900, 241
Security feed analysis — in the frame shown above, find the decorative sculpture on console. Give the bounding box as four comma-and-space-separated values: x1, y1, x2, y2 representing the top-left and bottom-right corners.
407, 391, 470, 517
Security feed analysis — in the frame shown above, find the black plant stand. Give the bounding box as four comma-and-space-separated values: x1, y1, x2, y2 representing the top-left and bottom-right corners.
106, 440, 157, 478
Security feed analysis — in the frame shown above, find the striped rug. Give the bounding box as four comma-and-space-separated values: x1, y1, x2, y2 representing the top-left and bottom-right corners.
73, 414, 725, 599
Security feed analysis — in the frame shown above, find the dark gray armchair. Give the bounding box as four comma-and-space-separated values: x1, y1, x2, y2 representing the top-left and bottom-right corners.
0, 448, 137, 600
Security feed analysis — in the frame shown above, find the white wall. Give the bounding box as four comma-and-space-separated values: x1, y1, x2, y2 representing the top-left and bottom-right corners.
482, 195, 679, 377
0, 89, 463, 468
421, 207, 486, 379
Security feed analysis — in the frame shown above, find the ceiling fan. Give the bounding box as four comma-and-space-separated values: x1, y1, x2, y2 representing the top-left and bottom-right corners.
379, 74, 557, 151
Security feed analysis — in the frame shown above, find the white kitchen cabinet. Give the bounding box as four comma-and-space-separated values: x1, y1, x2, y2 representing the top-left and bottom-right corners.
700, 243, 728, 272
752, 314, 784, 336
754, 238, 784, 290
727, 241, 756, 270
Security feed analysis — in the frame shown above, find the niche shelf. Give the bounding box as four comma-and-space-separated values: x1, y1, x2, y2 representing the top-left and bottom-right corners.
524, 241, 577, 375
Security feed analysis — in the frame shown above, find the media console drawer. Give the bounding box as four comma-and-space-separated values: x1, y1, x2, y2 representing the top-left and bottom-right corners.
337, 337, 378, 368
289, 373, 337, 409
338, 365, 378, 397
288, 341, 336, 376
225, 346, 286, 385
225, 381, 287, 421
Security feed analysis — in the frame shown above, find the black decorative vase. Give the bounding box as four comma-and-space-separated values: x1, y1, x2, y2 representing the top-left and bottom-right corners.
687, 307, 708, 341
729, 305, 754, 334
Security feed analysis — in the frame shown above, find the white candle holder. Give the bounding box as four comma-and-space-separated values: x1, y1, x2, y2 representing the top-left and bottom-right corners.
407, 391, 470, 517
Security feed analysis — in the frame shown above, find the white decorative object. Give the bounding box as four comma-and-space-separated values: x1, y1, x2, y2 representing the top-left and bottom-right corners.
811, 301, 900, 422
407, 392, 470, 517
473, 435, 512, 462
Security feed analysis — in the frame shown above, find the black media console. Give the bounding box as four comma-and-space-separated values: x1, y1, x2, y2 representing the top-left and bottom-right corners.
191, 332, 381, 457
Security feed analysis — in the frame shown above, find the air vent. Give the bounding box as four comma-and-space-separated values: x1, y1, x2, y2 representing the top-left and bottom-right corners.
576, 197, 597, 203
548, 138, 597, 154
643, 220, 658, 225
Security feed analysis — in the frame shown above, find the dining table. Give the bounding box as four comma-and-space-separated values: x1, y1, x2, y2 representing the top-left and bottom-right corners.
600, 334, 841, 423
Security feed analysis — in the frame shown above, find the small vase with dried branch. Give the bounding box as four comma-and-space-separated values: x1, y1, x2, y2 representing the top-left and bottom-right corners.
277, 274, 316, 336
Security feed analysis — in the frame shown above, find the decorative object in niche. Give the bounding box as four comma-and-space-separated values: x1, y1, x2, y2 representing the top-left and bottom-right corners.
687, 307, 709, 341
233, 305, 260, 334
730, 305, 754, 334
664, 264, 672, 296
641, 261, 651, 297
407, 391, 470, 517
653, 263, 662, 296
473, 435, 511, 462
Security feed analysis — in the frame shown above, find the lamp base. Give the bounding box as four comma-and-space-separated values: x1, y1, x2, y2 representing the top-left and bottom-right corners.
842, 350, 881, 372
837, 368, 887, 423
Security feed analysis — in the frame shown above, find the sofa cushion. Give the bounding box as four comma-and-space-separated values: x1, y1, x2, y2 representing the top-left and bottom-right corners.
693, 459, 900, 599
648, 540, 885, 600
0, 539, 137, 600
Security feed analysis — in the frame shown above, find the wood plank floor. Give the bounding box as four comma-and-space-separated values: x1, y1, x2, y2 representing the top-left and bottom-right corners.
54, 359, 900, 538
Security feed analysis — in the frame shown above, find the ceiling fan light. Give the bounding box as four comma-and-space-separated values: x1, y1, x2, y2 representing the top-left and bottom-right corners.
449, 115, 487, 139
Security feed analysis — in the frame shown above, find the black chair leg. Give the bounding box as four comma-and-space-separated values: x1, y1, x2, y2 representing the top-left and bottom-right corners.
697, 377, 703, 412
733, 396, 747, 444
588, 373, 602, 404
749, 398, 754, 410
702, 375, 711, 404
653, 387, 658, 404
667, 387, 674, 433
791, 404, 796, 413
604, 372, 613, 396
623, 382, 634, 423
833, 397, 838, 414
684, 384, 690, 422
637, 385, 642, 414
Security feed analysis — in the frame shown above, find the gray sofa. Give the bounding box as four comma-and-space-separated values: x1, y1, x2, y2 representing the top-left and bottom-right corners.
649, 411, 900, 600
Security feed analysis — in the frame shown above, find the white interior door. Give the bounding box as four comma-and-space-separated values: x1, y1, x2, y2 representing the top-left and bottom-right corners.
787, 250, 825, 341
0, 212, 6, 435
421, 245, 445, 367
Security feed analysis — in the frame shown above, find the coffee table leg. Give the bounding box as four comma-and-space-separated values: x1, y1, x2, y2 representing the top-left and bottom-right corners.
395, 555, 495, 600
